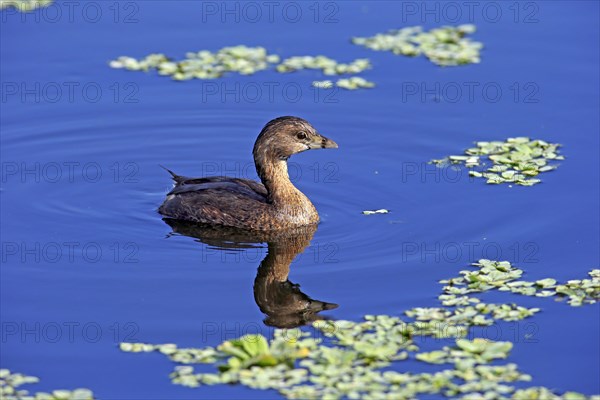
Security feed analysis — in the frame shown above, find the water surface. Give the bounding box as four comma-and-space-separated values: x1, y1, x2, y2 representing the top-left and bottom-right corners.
1, 1, 599, 398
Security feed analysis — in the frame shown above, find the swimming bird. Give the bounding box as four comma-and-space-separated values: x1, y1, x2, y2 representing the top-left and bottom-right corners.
159, 116, 338, 230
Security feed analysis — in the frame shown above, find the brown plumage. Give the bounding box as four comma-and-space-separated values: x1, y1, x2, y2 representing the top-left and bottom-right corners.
158, 116, 338, 230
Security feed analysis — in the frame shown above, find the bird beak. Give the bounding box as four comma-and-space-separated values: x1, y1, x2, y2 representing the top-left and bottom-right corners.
314, 133, 338, 149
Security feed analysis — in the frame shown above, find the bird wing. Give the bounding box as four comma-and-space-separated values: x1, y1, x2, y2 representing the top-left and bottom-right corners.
165, 174, 267, 202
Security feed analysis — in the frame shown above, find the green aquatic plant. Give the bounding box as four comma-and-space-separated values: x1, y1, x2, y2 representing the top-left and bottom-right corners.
0, 0, 52, 11
120, 325, 594, 400
352, 24, 482, 66
119, 342, 219, 364
0, 369, 94, 400
109, 46, 375, 90
109, 48, 376, 90
431, 137, 564, 186
109, 26, 480, 89
416, 338, 513, 366
119, 260, 598, 398
406, 302, 539, 326
553, 272, 600, 306
512, 387, 599, 400
443, 260, 599, 306
109, 46, 281, 80
122, 330, 318, 389
217, 333, 314, 371
313, 77, 376, 90
276, 56, 371, 75
336, 77, 375, 90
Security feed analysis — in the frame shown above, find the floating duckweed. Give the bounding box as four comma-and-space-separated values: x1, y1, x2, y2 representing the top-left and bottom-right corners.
535, 278, 557, 288
0, 369, 39, 399
314, 316, 417, 361
362, 209, 389, 215
276, 56, 371, 75
124, 330, 318, 375
119, 261, 598, 399
109, 46, 280, 80
120, 342, 219, 363
170, 364, 308, 390
352, 24, 482, 66
439, 294, 481, 307
312, 77, 376, 90
336, 77, 375, 90
417, 338, 512, 366
511, 387, 600, 400
128, 325, 590, 400
0, 369, 94, 400
0, 0, 52, 11
406, 302, 539, 327
444, 260, 599, 306
431, 137, 563, 186
312, 80, 334, 89
217, 333, 315, 371
111, 48, 376, 89
554, 272, 600, 306
484, 303, 540, 321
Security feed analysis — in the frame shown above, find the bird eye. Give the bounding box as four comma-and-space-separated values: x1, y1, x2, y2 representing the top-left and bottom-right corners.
297, 131, 308, 140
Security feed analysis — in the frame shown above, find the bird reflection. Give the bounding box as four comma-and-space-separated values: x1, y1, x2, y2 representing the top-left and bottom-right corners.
163, 219, 338, 328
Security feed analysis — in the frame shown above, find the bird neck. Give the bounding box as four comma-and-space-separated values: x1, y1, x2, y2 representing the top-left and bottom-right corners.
255, 154, 317, 223
255, 156, 298, 203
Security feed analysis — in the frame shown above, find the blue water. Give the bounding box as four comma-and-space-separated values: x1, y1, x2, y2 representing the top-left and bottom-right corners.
1, 1, 598, 398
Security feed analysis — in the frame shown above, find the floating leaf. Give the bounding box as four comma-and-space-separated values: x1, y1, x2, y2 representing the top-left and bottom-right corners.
336, 77, 375, 90
277, 56, 371, 75
352, 25, 482, 66
117, 260, 598, 399
0, 369, 94, 400
432, 138, 563, 186
110, 46, 280, 80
